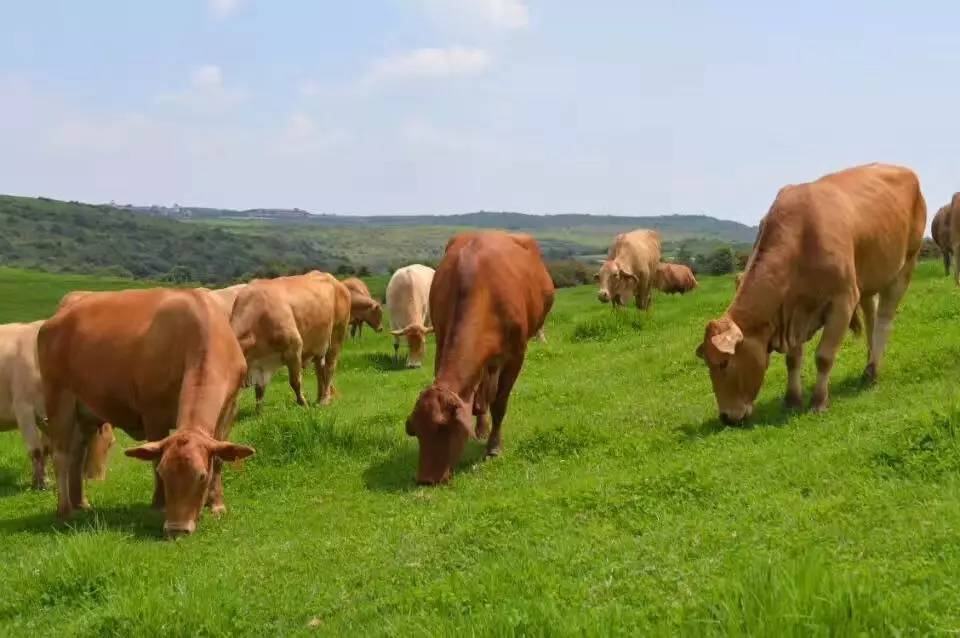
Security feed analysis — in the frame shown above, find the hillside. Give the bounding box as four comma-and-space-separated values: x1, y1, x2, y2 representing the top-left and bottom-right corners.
1, 262, 958, 634
0, 195, 757, 284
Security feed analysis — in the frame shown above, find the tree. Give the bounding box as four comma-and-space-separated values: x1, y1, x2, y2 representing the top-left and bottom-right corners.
704, 246, 736, 275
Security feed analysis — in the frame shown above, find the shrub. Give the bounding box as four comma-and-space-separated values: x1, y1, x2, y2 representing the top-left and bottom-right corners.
547, 259, 594, 288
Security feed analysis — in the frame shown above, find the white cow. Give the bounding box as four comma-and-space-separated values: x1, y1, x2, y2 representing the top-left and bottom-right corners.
0, 319, 116, 490
386, 264, 435, 368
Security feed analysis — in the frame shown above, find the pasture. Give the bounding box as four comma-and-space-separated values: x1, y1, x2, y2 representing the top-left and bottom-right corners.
2, 262, 960, 635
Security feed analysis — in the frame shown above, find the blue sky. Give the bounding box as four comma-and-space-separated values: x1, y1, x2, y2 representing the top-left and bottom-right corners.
2, 1, 958, 224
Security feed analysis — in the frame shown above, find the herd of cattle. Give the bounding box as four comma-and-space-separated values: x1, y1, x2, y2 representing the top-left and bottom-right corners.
0, 162, 944, 537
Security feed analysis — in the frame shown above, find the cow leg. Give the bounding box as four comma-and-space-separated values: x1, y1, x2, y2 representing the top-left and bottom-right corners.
67, 417, 97, 511
784, 345, 804, 410
866, 260, 916, 381
45, 389, 78, 519
810, 296, 857, 413
284, 344, 307, 406
393, 337, 400, 365
945, 250, 952, 277
860, 293, 878, 383
357, 323, 362, 338
486, 360, 522, 458
314, 324, 346, 405
254, 383, 265, 411
14, 403, 46, 490
954, 242, 960, 286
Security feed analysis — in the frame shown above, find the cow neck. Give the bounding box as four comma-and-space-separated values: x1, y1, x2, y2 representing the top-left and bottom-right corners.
727, 253, 788, 342
434, 329, 491, 399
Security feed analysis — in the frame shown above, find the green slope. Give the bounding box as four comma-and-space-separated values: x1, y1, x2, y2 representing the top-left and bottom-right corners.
0, 262, 958, 634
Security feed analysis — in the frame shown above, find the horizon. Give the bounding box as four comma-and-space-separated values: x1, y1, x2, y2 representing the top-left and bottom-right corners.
3, 2, 958, 226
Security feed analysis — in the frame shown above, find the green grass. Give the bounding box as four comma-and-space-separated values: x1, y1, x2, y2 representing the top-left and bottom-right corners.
2, 261, 960, 635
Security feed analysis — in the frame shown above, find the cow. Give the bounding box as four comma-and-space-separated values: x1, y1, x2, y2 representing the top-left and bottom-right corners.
697, 163, 925, 424
594, 229, 661, 310
230, 271, 350, 409
38, 288, 253, 537
654, 262, 698, 294
0, 320, 114, 490
931, 205, 952, 276
947, 194, 960, 285
341, 277, 383, 338
404, 232, 554, 485
386, 264, 435, 368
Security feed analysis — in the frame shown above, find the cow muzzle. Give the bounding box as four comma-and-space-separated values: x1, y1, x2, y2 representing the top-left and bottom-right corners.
164, 521, 197, 539
598, 291, 610, 303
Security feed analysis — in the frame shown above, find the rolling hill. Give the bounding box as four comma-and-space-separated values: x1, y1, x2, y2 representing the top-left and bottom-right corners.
0, 195, 758, 285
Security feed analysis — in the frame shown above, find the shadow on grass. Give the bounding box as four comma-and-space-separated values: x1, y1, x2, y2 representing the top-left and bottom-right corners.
0, 465, 26, 498
362, 440, 489, 493
0, 502, 165, 540
351, 352, 418, 373
679, 373, 874, 440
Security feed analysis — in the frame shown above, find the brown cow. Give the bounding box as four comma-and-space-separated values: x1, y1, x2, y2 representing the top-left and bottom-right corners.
595, 229, 661, 309
931, 205, 952, 276
230, 271, 350, 408
341, 277, 383, 338
38, 288, 253, 537
404, 232, 554, 485
697, 163, 925, 424
654, 262, 698, 294
946, 194, 960, 286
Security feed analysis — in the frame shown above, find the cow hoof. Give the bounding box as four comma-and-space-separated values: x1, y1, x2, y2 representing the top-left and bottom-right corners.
32, 481, 47, 491
210, 504, 227, 518
861, 364, 877, 386
318, 396, 333, 406
485, 446, 502, 458
809, 400, 829, 415
57, 505, 73, 520
77, 498, 93, 511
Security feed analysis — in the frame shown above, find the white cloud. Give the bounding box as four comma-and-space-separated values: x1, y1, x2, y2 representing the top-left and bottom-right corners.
209, 0, 242, 19
421, 0, 529, 30
365, 47, 492, 84
157, 65, 247, 113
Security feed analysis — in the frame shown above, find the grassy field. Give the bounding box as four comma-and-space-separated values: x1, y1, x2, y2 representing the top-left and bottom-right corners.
1, 261, 960, 635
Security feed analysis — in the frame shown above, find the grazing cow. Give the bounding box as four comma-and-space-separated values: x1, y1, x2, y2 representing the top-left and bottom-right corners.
404, 232, 554, 485
0, 320, 114, 490
38, 288, 253, 537
654, 262, 698, 294
595, 229, 661, 309
386, 264, 435, 368
230, 271, 350, 408
947, 194, 960, 286
341, 277, 383, 338
931, 205, 952, 276
697, 163, 925, 424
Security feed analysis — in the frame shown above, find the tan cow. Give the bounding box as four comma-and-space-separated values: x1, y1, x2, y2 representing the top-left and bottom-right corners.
38, 288, 253, 536
386, 264, 435, 368
341, 277, 383, 338
697, 163, 926, 424
404, 232, 554, 485
595, 229, 661, 309
931, 205, 952, 276
654, 262, 698, 294
0, 320, 114, 490
230, 271, 350, 408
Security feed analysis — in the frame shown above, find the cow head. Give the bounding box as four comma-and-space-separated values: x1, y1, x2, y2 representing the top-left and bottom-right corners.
84, 422, 116, 481
696, 317, 769, 424
390, 325, 433, 367
125, 431, 255, 538
352, 296, 383, 332
594, 260, 636, 305
405, 385, 473, 485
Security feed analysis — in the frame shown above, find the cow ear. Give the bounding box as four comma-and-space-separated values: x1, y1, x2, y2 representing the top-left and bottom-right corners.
405, 416, 416, 437
212, 441, 256, 462
592, 272, 600, 282
710, 322, 743, 355
695, 343, 705, 360
125, 439, 167, 461
620, 269, 638, 281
